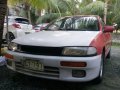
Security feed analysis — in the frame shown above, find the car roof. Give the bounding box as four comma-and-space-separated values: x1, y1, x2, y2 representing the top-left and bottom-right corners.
63, 15, 99, 18
6, 16, 28, 20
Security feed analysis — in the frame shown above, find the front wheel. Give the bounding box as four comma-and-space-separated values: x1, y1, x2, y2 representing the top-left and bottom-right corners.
93, 52, 105, 84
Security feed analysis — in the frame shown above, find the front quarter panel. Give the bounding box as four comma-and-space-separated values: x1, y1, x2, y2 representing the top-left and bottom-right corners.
90, 31, 112, 55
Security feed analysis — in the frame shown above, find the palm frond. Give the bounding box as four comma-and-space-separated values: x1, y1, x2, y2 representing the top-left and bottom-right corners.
80, 1, 105, 17
36, 13, 67, 24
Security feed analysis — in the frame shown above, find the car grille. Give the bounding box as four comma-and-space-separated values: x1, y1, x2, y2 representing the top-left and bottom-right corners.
15, 61, 59, 79
18, 45, 63, 56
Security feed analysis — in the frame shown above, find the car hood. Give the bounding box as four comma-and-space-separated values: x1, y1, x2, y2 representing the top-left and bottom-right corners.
13, 31, 99, 47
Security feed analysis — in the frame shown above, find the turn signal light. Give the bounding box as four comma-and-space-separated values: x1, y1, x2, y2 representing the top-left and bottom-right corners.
60, 61, 87, 67
5, 54, 14, 59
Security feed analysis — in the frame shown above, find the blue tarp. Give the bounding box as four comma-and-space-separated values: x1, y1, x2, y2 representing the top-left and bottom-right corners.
0, 56, 6, 66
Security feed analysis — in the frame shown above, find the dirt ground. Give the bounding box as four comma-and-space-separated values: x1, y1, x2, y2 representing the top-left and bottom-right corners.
0, 47, 120, 90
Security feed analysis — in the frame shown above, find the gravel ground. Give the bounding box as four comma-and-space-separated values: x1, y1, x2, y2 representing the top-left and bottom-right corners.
0, 47, 120, 90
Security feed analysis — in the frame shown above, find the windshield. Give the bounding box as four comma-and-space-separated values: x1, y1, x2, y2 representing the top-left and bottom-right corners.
45, 16, 99, 31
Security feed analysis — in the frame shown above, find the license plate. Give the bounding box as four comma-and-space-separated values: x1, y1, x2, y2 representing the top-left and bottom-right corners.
22, 59, 44, 71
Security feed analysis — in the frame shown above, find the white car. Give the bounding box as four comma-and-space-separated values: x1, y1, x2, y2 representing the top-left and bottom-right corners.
3, 16, 34, 43
5, 15, 114, 83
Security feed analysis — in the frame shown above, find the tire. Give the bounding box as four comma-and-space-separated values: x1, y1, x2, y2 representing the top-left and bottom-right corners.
93, 51, 105, 84
6, 33, 15, 44
106, 50, 111, 59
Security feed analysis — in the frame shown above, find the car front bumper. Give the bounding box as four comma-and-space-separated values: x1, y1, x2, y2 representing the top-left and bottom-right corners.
6, 51, 102, 82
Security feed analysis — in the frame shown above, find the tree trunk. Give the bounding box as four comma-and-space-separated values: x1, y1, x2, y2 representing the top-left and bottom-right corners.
104, 0, 109, 24
24, 3, 32, 24
35, 9, 42, 16
28, 7, 32, 24
0, 0, 7, 55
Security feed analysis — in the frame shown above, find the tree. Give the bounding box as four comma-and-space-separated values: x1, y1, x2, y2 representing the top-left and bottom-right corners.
8, 0, 73, 24
0, 0, 7, 55
8, 0, 67, 21
99, 0, 120, 24
79, 0, 120, 26
81, 0, 93, 5
80, 1, 104, 17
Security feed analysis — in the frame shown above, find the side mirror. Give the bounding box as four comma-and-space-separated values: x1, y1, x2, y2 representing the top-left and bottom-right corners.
104, 26, 115, 33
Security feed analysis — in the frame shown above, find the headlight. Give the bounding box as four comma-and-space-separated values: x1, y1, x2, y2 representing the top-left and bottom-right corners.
8, 42, 18, 51
62, 47, 97, 56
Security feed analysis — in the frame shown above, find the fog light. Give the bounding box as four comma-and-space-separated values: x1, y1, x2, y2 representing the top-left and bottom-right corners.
72, 70, 86, 78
